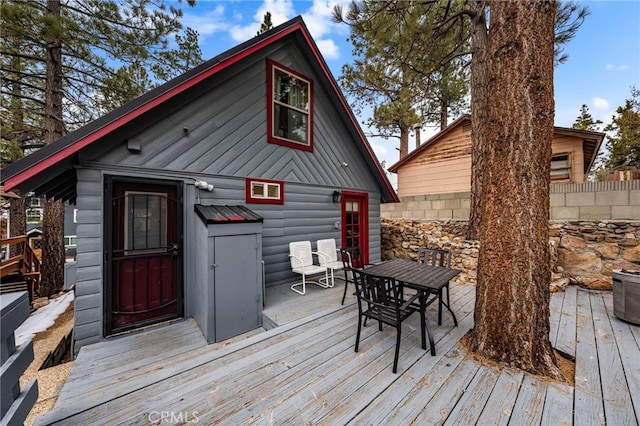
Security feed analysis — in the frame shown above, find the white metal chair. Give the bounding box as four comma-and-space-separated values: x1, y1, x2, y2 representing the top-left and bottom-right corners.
289, 241, 329, 295
316, 238, 345, 288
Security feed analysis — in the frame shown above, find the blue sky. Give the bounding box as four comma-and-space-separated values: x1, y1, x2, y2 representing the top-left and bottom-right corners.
173, 0, 640, 175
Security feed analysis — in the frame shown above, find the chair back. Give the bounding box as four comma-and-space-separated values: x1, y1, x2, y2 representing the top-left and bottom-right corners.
289, 241, 314, 269
352, 269, 402, 310
340, 246, 364, 269
316, 239, 338, 266
418, 247, 451, 267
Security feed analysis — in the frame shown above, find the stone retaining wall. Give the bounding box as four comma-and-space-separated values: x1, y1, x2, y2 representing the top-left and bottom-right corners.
381, 219, 640, 291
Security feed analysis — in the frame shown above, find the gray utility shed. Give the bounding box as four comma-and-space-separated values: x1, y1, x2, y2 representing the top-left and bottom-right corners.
193, 205, 263, 343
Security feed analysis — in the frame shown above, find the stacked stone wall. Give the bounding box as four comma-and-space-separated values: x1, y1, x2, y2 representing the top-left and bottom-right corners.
381, 219, 640, 291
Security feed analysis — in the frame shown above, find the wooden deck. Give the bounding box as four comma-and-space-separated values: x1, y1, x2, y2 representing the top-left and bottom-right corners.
36, 282, 639, 425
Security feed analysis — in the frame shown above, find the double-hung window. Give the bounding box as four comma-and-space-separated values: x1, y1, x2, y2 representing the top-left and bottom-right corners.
267, 59, 313, 150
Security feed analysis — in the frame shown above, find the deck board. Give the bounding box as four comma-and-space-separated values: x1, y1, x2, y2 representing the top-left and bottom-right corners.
591, 293, 638, 425
574, 287, 606, 425
603, 294, 640, 419
555, 284, 578, 358
36, 283, 640, 426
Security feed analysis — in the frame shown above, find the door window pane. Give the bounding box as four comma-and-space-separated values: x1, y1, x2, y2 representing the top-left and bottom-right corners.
125, 192, 167, 252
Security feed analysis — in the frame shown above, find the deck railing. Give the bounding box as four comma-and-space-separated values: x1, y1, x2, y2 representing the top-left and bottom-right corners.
0, 292, 39, 425
0, 236, 42, 301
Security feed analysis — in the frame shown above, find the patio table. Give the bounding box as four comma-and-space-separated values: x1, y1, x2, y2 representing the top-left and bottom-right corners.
365, 258, 461, 351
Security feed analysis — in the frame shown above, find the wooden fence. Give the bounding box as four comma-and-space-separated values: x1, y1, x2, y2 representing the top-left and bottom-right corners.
0, 292, 38, 425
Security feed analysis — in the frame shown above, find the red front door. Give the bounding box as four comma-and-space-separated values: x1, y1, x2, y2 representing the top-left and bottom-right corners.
341, 191, 369, 265
106, 179, 182, 334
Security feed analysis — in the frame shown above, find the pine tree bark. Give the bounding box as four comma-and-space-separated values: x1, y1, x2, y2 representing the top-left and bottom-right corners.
9, 194, 26, 257
40, 0, 66, 297
467, 0, 562, 380
468, 1, 488, 240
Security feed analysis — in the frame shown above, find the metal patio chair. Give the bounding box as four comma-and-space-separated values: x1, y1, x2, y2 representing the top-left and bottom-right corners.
289, 241, 329, 295
352, 269, 426, 374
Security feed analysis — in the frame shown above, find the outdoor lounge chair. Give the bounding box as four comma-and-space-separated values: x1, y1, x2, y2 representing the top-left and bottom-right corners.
289, 241, 329, 295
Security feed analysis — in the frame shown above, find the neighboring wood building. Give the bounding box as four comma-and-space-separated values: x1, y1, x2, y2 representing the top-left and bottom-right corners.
388, 115, 605, 197
1, 17, 397, 352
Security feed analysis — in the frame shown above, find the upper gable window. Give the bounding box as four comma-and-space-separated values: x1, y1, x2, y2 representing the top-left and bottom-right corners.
267, 59, 313, 151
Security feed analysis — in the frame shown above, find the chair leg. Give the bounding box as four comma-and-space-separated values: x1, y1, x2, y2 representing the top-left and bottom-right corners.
290, 273, 307, 295
393, 325, 401, 374
340, 278, 349, 305
355, 316, 363, 353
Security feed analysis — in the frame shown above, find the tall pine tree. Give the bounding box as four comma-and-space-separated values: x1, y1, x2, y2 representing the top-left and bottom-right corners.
1, 0, 203, 296
604, 87, 640, 171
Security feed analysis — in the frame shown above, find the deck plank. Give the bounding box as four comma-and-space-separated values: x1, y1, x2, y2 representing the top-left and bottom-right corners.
541, 381, 574, 426
590, 292, 638, 426
549, 289, 565, 347
602, 293, 640, 419
508, 375, 547, 425
474, 368, 525, 426
574, 288, 606, 425
410, 357, 481, 424
555, 285, 577, 358
443, 366, 501, 425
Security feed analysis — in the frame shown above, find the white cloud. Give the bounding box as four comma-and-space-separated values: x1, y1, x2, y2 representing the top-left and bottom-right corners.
182, 5, 229, 37
605, 63, 630, 71
592, 97, 610, 110
315, 39, 340, 59
229, 0, 296, 42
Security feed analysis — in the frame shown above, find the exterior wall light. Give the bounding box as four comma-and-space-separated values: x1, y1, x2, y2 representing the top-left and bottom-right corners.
332, 191, 342, 203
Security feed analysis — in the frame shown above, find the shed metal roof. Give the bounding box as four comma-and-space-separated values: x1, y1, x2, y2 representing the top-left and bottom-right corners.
194, 205, 263, 224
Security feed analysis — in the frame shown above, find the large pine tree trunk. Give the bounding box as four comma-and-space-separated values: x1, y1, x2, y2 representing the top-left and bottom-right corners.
40, 0, 66, 297
467, 0, 562, 380
468, 1, 488, 240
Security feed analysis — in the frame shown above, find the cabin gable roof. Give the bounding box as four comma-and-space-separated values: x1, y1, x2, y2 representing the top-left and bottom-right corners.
2, 16, 398, 203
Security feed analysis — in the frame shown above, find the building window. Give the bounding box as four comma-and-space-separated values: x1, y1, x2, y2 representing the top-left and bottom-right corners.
267, 59, 313, 151
26, 209, 43, 224
245, 178, 284, 204
551, 154, 571, 181
64, 236, 77, 247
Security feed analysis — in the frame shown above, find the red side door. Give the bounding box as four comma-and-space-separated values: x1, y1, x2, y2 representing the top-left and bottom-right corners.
341, 191, 369, 265
106, 179, 182, 334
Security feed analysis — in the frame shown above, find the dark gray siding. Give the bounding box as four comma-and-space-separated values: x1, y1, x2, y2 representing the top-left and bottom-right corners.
73, 168, 104, 353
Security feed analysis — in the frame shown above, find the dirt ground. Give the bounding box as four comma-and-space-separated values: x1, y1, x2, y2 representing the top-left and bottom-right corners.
19, 299, 75, 426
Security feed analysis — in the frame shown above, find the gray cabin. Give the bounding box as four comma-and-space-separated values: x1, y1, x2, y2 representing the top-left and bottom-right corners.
1, 16, 397, 353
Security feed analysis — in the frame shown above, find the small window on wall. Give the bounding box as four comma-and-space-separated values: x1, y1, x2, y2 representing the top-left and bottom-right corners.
267, 59, 313, 151
246, 178, 284, 204
551, 154, 571, 181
